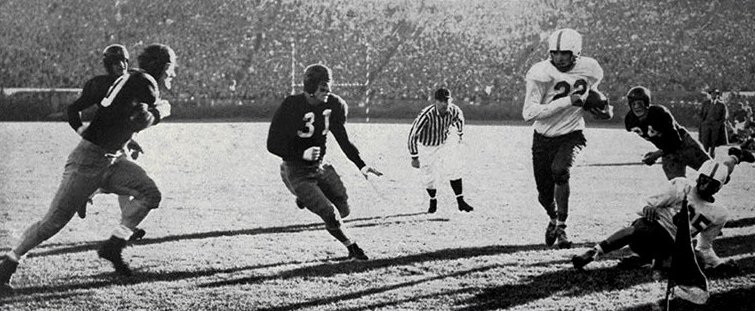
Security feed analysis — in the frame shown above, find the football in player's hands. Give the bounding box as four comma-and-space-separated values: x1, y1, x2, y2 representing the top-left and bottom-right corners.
130, 103, 155, 132
583, 89, 608, 111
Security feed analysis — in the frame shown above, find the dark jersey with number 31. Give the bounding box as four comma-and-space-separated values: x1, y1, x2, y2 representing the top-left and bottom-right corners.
267, 93, 366, 169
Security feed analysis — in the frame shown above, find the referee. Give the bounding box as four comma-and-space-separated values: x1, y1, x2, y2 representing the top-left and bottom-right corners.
408, 88, 474, 213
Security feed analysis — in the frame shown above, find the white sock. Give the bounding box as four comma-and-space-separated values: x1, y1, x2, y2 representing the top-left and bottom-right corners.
342, 239, 354, 247
112, 225, 134, 240
557, 220, 566, 227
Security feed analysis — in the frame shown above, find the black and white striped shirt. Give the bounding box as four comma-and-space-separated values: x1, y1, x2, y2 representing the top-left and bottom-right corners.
407, 103, 464, 157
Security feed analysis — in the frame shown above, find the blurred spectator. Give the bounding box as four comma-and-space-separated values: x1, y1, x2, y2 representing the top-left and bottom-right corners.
698, 89, 729, 158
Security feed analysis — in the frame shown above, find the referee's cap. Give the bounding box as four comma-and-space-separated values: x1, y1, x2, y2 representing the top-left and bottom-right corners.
434, 88, 451, 102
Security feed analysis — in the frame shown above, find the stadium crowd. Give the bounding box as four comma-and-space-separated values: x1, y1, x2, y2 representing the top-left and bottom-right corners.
1, 0, 754, 125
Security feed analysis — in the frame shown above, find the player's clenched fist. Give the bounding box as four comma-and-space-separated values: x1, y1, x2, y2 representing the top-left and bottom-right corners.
129, 103, 155, 132
410, 157, 420, 168
302, 146, 321, 161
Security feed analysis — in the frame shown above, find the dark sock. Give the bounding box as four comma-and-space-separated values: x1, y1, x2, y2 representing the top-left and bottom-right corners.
426, 188, 437, 199
450, 179, 463, 198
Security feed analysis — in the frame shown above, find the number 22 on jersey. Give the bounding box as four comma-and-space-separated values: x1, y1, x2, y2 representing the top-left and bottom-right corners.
551, 78, 587, 101
297, 109, 332, 138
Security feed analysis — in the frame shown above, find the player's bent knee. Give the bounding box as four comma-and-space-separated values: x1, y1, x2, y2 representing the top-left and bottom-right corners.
552, 169, 570, 185
332, 199, 350, 218
131, 186, 161, 209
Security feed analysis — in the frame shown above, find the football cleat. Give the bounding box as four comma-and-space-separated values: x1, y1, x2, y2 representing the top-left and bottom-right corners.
347, 243, 368, 261
545, 222, 558, 247
0, 256, 18, 293
129, 228, 146, 241
555, 225, 572, 249
98, 237, 132, 276
427, 199, 437, 214
457, 200, 474, 212
572, 249, 597, 270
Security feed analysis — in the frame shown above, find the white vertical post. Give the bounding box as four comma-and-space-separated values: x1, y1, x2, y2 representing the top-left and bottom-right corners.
290, 40, 296, 95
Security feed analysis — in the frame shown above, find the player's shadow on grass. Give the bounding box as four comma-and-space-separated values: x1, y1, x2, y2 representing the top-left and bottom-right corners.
458, 255, 755, 311
713, 232, 755, 259
724, 216, 755, 229
22, 212, 430, 258
4, 243, 551, 303
0, 261, 277, 302
457, 233, 755, 311
199, 243, 561, 289
458, 264, 653, 311
618, 258, 755, 311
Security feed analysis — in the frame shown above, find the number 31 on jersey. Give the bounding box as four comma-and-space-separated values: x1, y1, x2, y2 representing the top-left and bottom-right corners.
297, 109, 332, 138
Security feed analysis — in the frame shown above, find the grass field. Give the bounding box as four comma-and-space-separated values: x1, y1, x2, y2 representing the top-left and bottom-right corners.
0, 121, 754, 311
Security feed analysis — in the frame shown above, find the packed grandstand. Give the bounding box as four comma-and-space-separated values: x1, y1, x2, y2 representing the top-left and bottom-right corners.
1, 0, 754, 124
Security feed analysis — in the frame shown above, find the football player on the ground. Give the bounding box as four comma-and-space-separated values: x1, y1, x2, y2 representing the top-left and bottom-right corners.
66, 44, 145, 240
522, 28, 613, 249
267, 63, 382, 261
0, 44, 175, 291
572, 159, 740, 276
407, 87, 475, 214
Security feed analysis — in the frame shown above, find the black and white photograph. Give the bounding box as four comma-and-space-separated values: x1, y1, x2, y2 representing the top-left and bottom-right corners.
1, 0, 754, 310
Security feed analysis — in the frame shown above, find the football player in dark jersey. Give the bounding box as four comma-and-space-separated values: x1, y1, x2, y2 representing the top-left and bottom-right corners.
267, 64, 382, 261
0, 44, 175, 290
624, 86, 709, 179
66, 44, 146, 241
624, 86, 754, 179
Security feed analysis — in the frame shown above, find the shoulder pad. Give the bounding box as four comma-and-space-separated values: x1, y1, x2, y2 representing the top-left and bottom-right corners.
525, 60, 554, 83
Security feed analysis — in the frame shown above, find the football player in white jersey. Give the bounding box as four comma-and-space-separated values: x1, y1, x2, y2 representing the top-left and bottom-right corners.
522, 28, 613, 249
572, 159, 736, 274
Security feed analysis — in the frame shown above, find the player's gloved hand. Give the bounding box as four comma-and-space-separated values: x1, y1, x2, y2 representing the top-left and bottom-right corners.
411, 157, 420, 168
570, 93, 584, 107
130, 103, 155, 132
588, 104, 614, 120
302, 146, 321, 161
360, 165, 383, 179
642, 150, 661, 165
155, 99, 172, 118
127, 140, 144, 160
